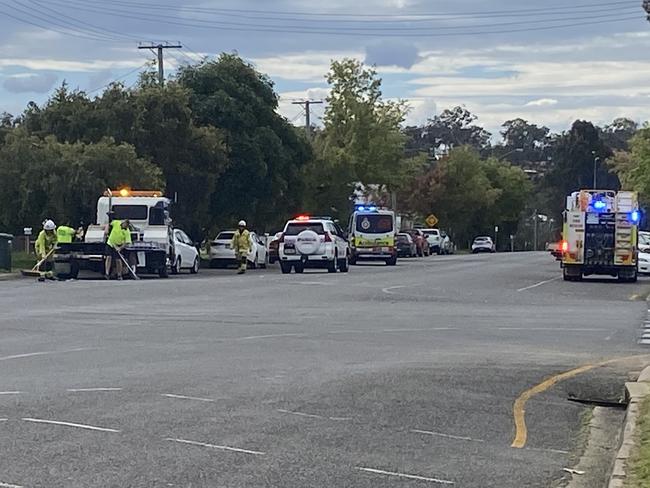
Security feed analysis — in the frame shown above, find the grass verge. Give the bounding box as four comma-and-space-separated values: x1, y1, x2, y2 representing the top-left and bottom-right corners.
625, 396, 650, 487
11, 251, 34, 271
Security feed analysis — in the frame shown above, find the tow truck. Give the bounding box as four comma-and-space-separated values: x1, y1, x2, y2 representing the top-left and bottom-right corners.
561, 189, 639, 282
53, 189, 174, 279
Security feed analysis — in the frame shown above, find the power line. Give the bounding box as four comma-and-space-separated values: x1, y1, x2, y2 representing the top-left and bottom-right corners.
86, 62, 150, 95
38, 0, 643, 38
291, 100, 323, 139
79, 0, 638, 21
138, 42, 182, 85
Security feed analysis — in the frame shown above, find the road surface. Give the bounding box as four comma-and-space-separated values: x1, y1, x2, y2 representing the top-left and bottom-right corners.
0, 252, 648, 487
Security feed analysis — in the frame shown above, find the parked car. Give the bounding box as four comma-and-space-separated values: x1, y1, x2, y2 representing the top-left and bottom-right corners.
640, 231, 650, 253
209, 230, 267, 269
418, 228, 442, 254
268, 232, 282, 264
547, 241, 562, 260
440, 231, 453, 254
472, 236, 496, 253
639, 250, 650, 275
403, 229, 430, 257
278, 216, 349, 274
396, 233, 417, 257
172, 229, 200, 274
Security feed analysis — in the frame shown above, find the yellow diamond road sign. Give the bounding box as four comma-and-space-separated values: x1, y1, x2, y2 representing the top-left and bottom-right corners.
425, 214, 439, 227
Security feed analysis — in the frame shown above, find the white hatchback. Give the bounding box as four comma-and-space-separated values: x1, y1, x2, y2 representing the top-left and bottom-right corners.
472, 236, 496, 253
278, 217, 350, 274
639, 250, 650, 275
209, 230, 267, 269
172, 229, 200, 274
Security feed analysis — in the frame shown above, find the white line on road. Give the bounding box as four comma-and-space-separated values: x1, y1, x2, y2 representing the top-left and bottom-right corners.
67, 388, 122, 392
412, 429, 485, 443
161, 394, 215, 403
21, 418, 120, 433
234, 333, 304, 341
0, 419, 8, 422
0, 348, 92, 362
277, 409, 351, 421
525, 446, 570, 455
517, 277, 561, 292
0, 481, 24, 488
356, 467, 454, 485
165, 438, 265, 455
382, 327, 457, 333
497, 327, 607, 332
382, 285, 408, 295
0, 391, 22, 395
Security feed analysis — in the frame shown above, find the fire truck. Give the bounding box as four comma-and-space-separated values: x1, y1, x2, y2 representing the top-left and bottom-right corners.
561, 190, 639, 282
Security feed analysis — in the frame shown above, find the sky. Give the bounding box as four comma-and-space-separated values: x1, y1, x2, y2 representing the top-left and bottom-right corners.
1, 0, 650, 138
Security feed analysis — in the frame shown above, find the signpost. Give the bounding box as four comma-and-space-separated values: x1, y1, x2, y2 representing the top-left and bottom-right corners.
23, 227, 32, 254
425, 214, 439, 228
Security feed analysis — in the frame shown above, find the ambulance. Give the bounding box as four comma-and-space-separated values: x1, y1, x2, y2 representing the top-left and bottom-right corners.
348, 206, 397, 266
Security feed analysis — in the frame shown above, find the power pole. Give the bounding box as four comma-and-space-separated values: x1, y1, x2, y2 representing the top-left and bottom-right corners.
291, 99, 323, 138
138, 42, 182, 85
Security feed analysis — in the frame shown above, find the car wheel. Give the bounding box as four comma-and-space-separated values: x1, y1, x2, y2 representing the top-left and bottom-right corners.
249, 255, 258, 270
294, 263, 305, 274
338, 254, 349, 273
190, 257, 199, 274
386, 256, 397, 266
280, 262, 292, 274
159, 265, 169, 278
327, 256, 337, 273
171, 257, 181, 275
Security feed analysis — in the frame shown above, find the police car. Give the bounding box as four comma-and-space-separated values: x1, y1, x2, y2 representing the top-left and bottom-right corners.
278, 216, 350, 274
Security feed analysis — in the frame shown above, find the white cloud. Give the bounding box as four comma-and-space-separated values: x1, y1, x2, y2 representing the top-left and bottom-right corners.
251, 51, 362, 82
526, 98, 558, 107
0, 58, 144, 73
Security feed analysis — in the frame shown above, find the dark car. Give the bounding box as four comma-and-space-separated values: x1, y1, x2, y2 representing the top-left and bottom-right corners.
396, 233, 417, 258
268, 232, 282, 264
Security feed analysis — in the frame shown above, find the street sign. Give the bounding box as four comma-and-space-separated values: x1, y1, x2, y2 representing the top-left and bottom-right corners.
23, 227, 32, 236
494, 226, 499, 233
425, 214, 439, 227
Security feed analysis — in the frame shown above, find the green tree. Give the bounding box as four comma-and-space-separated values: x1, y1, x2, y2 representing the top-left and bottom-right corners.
310, 58, 408, 219
608, 126, 650, 203
0, 129, 162, 233
177, 54, 311, 231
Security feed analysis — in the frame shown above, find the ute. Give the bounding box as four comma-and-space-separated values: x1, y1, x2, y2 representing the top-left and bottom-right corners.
561, 189, 639, 282
52, 189, 174, 279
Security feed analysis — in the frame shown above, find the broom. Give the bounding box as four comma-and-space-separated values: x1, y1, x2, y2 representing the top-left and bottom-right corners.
21, 249, 55, 277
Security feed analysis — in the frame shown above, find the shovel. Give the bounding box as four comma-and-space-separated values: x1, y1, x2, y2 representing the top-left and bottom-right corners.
116, 249, 139, 280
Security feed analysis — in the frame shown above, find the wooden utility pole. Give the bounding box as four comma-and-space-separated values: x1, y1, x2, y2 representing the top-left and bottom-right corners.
138, 42, 182, 85
291, 99, 323, 138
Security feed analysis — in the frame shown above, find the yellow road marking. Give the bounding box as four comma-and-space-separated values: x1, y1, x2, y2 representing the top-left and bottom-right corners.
511, 354, 650, 449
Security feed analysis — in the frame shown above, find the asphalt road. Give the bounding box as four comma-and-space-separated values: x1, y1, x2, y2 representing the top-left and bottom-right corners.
0, 252, 649, 488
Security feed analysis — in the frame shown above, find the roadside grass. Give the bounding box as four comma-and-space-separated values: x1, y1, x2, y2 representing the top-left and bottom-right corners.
625, 396, 650, 487
11, 251, 34, 271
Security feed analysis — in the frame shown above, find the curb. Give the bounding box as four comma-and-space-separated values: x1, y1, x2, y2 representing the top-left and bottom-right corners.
0, 273, 20, 281
608, 366, 650, 488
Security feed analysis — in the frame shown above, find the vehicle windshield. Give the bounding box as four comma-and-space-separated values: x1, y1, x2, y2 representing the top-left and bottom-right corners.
112, 205, 148, 221
285, 222, 325, 235
474, 237, 491, 243
396, 234, 409, 243
356, 214, 394, 234
216, 232, 234, 240
423, 229, 440, 236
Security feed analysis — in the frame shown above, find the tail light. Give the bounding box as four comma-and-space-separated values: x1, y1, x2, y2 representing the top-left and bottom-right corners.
324, 233, 332, 243
560, 240, 569, 252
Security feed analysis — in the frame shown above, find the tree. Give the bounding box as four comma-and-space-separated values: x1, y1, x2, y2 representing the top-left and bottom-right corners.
600, 117, 638, 152
310, 58, 408, 219
412, 106, 492, 157
0, 129, 162, 233
177, 54, 311, 231
495, 118, 551, 165
608, 126, 650, 203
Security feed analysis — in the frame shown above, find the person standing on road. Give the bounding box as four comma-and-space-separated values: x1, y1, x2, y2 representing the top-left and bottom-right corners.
231, 220, 252, 275
105, 219, 132, 280
35, 220, 57, 273
56, 223, 77, 244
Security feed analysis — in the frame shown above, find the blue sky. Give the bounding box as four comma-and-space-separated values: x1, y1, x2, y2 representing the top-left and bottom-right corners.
1, 0, 649, 137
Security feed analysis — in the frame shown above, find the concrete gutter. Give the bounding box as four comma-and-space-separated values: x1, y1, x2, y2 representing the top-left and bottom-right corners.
608, 366, 650, 488
0, 272, 21, 281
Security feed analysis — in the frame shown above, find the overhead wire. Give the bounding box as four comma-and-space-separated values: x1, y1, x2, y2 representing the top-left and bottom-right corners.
86, 62, 150, 95
38, 0, 644, 38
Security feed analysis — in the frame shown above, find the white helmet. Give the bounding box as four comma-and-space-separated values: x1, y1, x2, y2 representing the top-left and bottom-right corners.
43, 220, 56, 231
238, 220, 246, 227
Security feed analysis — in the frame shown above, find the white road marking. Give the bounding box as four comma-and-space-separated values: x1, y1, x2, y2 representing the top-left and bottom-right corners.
21, 418, 120, 433
277, 409, 351, 421
0, 419, 8, 422
382, 285, 407, 295
161, 394, 215, 403
526, 446, 570, 455
234, 333, 303, 341
165, 438, 265, 455
356, 467, 454, 485
382, 327, 457, 333
67, 388, 122, 392
412, 429, 485, 443
0, 348, 92, 362
497, 327, 607, 332
0, 391, 22, 395
517, 276, 561, 292
0, 481, 24, 488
